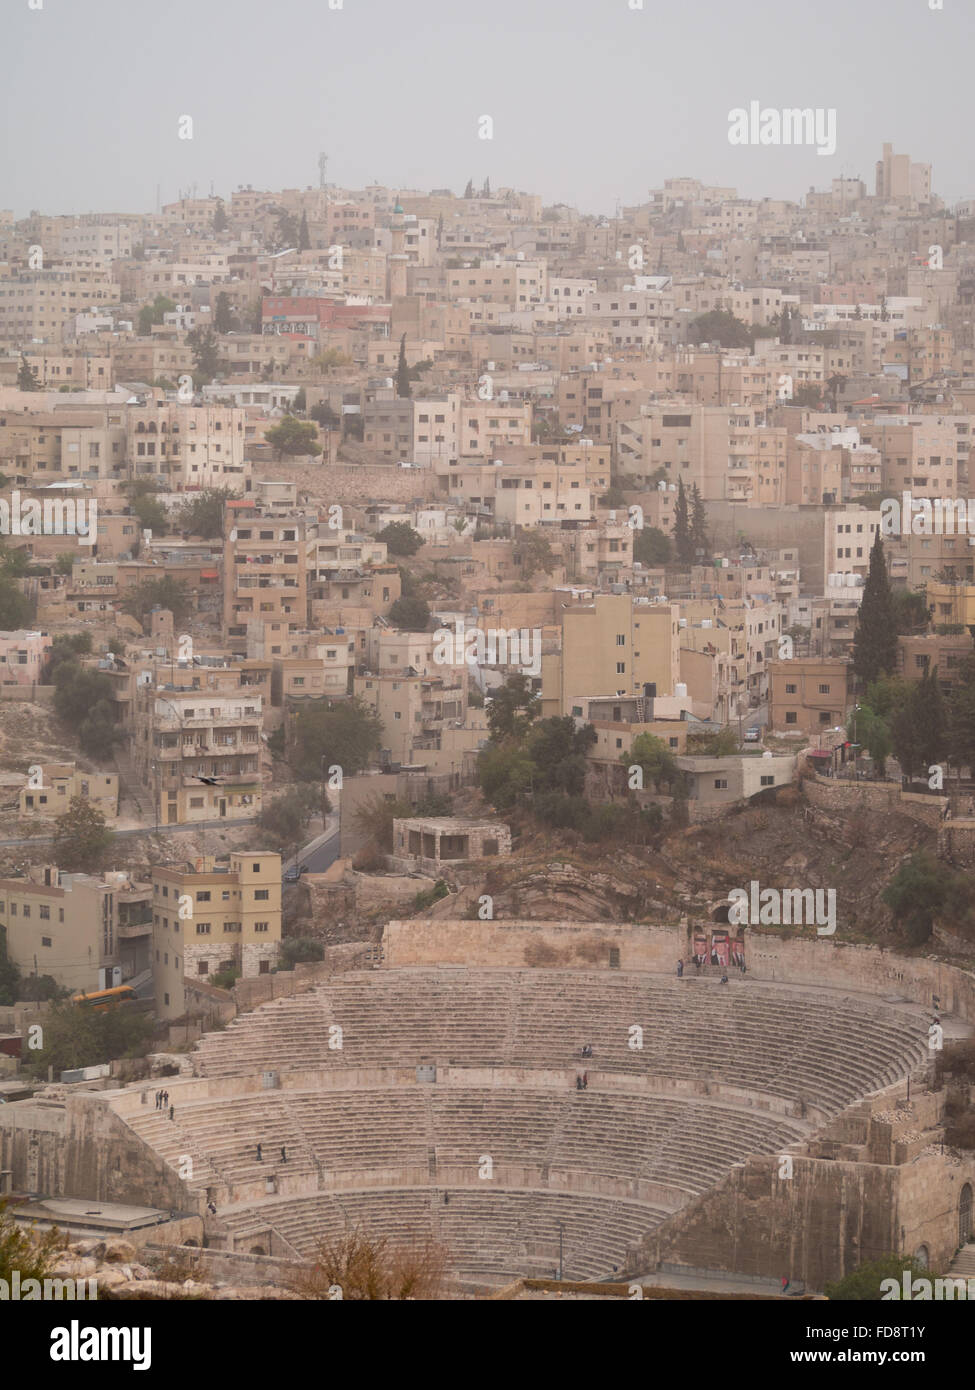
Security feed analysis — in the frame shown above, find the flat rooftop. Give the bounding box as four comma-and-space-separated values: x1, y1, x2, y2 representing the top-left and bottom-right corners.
10, 1196, 173, 1233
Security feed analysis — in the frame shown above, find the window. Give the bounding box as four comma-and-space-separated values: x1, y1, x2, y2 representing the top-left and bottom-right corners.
785, 683, 797, 694
39, 905, 50, 920
819, 684, 830, 695
196, 891, 211, 902
254, 921, 269, 933
713, 778, 728, 790
41, 936, 52, 947
785, 712, 798, 724
254, 888, 270, 900
196, 923, 211, 935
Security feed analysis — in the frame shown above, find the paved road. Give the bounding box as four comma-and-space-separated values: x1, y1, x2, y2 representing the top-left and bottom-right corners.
283, 817, 341, 877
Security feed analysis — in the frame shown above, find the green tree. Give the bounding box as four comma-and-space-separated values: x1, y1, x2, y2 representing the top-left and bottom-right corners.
396, 334, 412, 398
892, 588, 930, 635
0, 1200, 64, 1284
688, 309, 752, 349
264, 417, 319, 459
310, 401, 341, 429
686, 727, 739, 757
121, 575, 192, 625
514, 528, 556, 580
378, 522, 424, 557
26, 998, 151, 1079
131, 491, 169, 535
52, 662, 112, 724
0, 576, 32, 629
286, 698, 383, 781
275, 210, 299, 249
53, 797, 115, 873
949, 654, 975, 771
625, 732, 679, 790
477, 741, 535, 812
917, 666, 949, 771
882, 852, 944, 944
854, 703, 892, 778
187, 326, 220, 385
387, 595, 430, 631
825, 1255, 932, 1301
299, 211, 311, 251
213, 201, 228, 233
214, 291, 234, 334
890, 668, 946, 784
42, 631, 92, 682
825, 372, 848, 412
672, 477, 693, 564
279, 937, 325, 967
633, 526, 673, 566
852, 532, 897, 687
600, 484, 626, 509
291, 387, 307, 414
138, 294, 177, 336
689, 484, 709, 560
175, 487, 238, 539
486, 673, 539, 741
257, 785, 320, 850
17, 355, 40, 391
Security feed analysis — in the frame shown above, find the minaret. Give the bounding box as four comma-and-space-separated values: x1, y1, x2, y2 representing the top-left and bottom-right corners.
388, 201, 408, 300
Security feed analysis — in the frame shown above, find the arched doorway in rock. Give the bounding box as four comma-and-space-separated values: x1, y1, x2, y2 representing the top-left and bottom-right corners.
913, 1245, 929, 1269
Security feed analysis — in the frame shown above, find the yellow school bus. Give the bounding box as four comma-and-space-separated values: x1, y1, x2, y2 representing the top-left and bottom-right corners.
71, 985, 137, 1013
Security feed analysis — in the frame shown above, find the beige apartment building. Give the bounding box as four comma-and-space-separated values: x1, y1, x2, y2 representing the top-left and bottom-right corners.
545, 593, 680, 715
616, 403, 732, 499
152, 852, 281, 1019
0, 864, 151, 996
19, 764, 118, 821
132, 684, 264, 827
0, 269, 119, 346
858, 417, 960, 499
223, 501, 310, 650
459, 399, 533, 458
768, 657, 851, 735
128, 404, 248, 492
445, 260, 548, 309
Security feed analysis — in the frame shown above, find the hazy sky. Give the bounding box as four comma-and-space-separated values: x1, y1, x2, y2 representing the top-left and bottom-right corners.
3, 0, 973, 219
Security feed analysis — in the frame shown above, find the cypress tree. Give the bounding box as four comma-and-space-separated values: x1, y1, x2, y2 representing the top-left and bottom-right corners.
673, 478, 693, 564
690, 484, 709, 560
918, 666, 949, 771
395, 334, 412, 398
17, 355, 40, 391
298, 211, 311, 251
853, 532, 897, 686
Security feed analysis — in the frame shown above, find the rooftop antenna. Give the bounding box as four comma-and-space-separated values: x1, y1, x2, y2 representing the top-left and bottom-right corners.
319, 152, 328, 190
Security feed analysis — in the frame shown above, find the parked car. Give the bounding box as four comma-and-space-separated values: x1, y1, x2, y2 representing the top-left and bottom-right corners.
744, 726, 762, 743
283, 864, 306, 883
